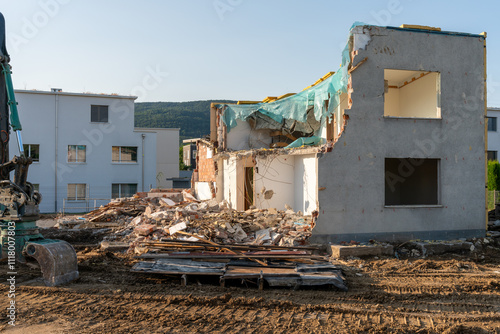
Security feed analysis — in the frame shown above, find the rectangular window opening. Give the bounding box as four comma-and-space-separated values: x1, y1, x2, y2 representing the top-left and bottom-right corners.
91, 105, 109, 122
487, 117, 497, 132
112, 183, 137, 198
112, 146, 138, 163
23, 144, 40, 162
488, 151, 498, 161
384, 69, 441, 118
385, 158, 439, 206
67, 183, 86, 201
68, 145, 86, 163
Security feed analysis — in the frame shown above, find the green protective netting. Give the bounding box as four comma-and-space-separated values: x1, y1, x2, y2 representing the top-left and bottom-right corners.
284, 136, 325, 149
218, 22, 366, 132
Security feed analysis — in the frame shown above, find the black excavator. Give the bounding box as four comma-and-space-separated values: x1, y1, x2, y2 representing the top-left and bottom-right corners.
0, 12, 78, 286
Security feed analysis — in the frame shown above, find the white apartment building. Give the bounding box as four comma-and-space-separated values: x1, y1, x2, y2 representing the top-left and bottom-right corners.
11, 89, 179, 213
487, 107, 500, 160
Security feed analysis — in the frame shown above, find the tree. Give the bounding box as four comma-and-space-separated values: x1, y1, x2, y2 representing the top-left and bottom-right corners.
487, 160, 500, 190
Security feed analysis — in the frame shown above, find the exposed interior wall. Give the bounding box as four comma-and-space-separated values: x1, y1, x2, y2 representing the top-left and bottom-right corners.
195, 182, 213, 200
226, 120, 272, 151
254, 155, 295, 211
384, 70, 440, 118
293, 154, 318, 214
223, 158, 238, 210
197, 142, 216, 182
222, 155, 255, 210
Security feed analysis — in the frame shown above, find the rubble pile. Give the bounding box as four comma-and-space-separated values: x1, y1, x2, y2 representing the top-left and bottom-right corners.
79, 191, 316, 253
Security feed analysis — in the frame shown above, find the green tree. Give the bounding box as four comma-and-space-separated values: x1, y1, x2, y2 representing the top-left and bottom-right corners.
487, 160, 500, 190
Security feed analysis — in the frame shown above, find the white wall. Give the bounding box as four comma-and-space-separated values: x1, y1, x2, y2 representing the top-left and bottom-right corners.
220, 153, 318, 213
12, 90, 178, 213
254, 155, 295, 211
135, 128, 179, 189
223, 157, 239, 210
294, 154, 318, 214
399, 72, 439, 118
195, 182, 213, 200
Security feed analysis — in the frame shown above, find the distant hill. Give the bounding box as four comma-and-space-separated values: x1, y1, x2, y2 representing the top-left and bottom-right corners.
134, 100, 236, 143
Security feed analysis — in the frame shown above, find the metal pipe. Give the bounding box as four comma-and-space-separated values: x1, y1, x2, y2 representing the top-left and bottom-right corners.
141, 133, 145, 192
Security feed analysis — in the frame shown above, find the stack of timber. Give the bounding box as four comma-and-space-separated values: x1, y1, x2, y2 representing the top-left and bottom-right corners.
131, 239, 347, 291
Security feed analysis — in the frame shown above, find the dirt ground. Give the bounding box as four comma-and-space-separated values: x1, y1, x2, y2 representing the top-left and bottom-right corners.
1, 237, 500, 333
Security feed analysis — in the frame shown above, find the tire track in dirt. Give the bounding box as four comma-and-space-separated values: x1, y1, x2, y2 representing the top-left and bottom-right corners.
4, 284, 499, 333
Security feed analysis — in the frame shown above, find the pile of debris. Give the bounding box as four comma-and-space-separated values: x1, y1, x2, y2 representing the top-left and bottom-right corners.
67, 191, 344, 290
73, 190, 316, 253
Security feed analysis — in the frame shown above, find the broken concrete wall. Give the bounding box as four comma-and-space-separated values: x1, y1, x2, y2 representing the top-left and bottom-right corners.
196, 142, 216, 183
194, 140, 216, 200
313, 26, 486, 243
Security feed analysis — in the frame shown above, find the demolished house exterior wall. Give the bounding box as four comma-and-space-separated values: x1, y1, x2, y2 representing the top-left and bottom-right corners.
314, 26, 486, 242
194, 139, 216, 200
211, 24, 487, 242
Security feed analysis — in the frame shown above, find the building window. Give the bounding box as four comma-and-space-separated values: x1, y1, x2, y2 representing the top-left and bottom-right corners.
487, 117, 497, 132
91, 105, 108, 122
384, 69, 441, 118
385, 158, 439, 206
67, 183, 86, 201
488, 151, 498, 161
23, 144, 39, 162
112, 146, 137, 163
112, 183, 137, 198
68, 145, 86, 163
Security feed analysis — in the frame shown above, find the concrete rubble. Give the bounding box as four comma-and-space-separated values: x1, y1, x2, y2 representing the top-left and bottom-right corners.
59, 190, 316, 254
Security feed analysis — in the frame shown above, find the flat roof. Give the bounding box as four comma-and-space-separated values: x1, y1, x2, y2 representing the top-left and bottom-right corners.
385, 25, 485, 38
15, 89, 137, 100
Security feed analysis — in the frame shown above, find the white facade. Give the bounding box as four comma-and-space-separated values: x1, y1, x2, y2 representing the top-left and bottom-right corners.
487, 107, 500, 160
11, 90, 179, 213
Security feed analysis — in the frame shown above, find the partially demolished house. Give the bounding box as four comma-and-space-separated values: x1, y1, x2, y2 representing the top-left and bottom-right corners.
201, 24, 487, 243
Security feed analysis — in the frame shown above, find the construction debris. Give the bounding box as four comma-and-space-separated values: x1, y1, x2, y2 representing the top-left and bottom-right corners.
72, 191, 316, 254
131, 239, 346, 291
64, 192, 338, 290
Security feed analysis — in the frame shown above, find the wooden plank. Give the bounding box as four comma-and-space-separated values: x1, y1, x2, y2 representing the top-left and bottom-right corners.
131, 259, 226, 275
139, 240, 320, 251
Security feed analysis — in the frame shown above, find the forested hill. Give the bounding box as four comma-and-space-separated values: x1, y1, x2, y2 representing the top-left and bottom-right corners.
134, 100, 236, 142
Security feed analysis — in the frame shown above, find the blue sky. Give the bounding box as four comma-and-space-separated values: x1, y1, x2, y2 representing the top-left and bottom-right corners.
1, 0, 499, 105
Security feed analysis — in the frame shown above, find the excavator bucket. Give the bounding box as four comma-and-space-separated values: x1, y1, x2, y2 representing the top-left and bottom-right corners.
25, 240, 79, 286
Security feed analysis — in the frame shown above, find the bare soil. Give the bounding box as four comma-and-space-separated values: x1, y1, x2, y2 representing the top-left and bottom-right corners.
1, 243, 499, 333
